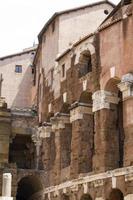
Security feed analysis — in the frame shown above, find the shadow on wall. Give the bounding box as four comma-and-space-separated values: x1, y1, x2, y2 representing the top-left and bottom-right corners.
16, 175, 43, 200
11, 66, 32, 109
108, 188, 124, 200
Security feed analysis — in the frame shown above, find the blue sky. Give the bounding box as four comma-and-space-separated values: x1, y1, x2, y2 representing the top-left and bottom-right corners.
0, 0, 120, 57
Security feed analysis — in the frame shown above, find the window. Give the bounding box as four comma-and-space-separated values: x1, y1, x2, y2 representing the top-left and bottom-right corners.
78, 51, 92, 78
15, 65, 22, 73
62, 64, 65, 78
51, 69, 54, 85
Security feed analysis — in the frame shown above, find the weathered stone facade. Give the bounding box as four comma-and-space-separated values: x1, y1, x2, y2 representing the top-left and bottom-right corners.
30, 0, 133, 199
0, 1, 133, 200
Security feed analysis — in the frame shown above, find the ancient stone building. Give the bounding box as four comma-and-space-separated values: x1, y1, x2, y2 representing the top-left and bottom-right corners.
0, 0, 133, 200
0, 46, 41, 199
30, 0, 133, 199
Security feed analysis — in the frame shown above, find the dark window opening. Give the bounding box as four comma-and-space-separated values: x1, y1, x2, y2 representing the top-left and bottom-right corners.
15, 65, 22, 73
9, 135, 35, 169
51, 69, 54, 85
62, 64, 65, 78
32, 67, 34, 74
78, 53, 92, 78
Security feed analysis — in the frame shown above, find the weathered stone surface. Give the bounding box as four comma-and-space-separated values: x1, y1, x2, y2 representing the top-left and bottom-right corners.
70, 108, 94, 178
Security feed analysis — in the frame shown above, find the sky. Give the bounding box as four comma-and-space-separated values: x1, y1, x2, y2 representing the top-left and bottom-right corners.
0, 0, 120, 57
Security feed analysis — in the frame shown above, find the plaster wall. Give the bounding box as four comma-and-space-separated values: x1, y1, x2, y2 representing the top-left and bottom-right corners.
0, 52, 35, 109
100, 16, 133, 89
58, 3, 113, 54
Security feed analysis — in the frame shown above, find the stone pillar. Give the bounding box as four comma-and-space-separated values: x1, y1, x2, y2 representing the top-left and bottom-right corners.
51, 113, 71, 184
0, 97, 11, 164
92, 90, 120, 172
32, 127, 43, 170
70, 102, 94, 178
118, 73, 133, 166
0, 173, 13, 200
40, 123, 53, 186
2, 173, 12, 197
41, 123, 52, 171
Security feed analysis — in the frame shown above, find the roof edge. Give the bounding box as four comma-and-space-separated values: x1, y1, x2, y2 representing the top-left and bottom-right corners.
38, 0, 116, 41
0, 47, 37, 61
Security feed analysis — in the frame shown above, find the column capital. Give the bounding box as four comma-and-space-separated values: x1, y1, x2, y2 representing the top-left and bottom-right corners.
70, 102, 92, 122
51, 113, 70, 131
0, 97, 7, 108
118, 73, 133, 100
32, 126, 42, 146
32, 124, 52, 143
92, 90, 119, 112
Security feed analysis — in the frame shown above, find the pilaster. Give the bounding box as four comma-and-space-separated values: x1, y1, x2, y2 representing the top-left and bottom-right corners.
70, 102, 94, 178
0, 98, 11, 165
50, 113, 71, 184
118, 73, 133, 167
92, 90, 120, 172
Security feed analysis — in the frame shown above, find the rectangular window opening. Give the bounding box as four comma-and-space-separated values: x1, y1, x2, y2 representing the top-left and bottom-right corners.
15, 65, 22, 73
62, 64, 65, 78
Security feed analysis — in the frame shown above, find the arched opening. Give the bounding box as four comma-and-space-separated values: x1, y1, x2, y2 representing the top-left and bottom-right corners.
79, 91, 92, 104
108, 189, 124, 200
60, 103, 70, 114
81, 194, 93, 200
78, 50, 92, 78
105, 78, 124, 168
16, 176, 43, 200
62, 194, 70, 200
9, 135, 35, 169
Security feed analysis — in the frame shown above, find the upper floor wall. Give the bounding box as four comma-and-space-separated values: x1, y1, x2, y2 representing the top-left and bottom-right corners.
0, 48, 36, 109
39, 1, 114, 76
58, 2, 114, 54
99, 2, 133, 89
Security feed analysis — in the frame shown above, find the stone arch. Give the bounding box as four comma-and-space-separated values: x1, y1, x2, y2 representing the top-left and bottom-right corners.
108, 188, 124, 200
79, 91, 92, 104
78, 50, 92, 78
104, 78, 124, 168
80, 194, 93, 200
75, 42, 95, 65
62, 194, 70, 200
60, 103, 70, 114
16, 175, 43, 200
104, 78, 120, 93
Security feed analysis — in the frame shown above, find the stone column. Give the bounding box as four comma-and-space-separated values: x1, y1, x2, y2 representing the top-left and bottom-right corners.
0, 97, 11, 164
92, 90, 120, 172
2, 173, 12, 197
41, 123, 52, 171
118, 73, 133, 166
32, 127, 43, 170
70, 102, 94, 178
0, 173, 13, 200
40, 123, 52, 186
51, 113, 71, 184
